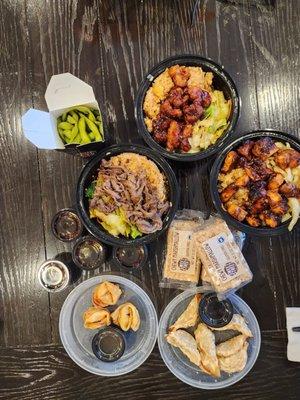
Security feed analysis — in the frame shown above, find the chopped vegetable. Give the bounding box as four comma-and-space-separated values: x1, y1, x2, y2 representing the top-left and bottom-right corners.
189, 91, 231, 152
86, 182, 96, 199
288, 198, 300, 231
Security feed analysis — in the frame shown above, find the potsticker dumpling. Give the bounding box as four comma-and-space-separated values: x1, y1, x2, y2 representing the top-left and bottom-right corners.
83, 306, 111, 329
111, 302, 140, 331
169, 294, 201, 332
216, 334, 247, 358
195, 323, 220, 378
218, 342, 249, 373
92, 281, 122, 307
166, 329, 201, 367
212, 314, 253, 338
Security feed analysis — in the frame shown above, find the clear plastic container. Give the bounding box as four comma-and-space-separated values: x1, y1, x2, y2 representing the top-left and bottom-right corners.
158, 288, 261, 389
59, 274, 158, 376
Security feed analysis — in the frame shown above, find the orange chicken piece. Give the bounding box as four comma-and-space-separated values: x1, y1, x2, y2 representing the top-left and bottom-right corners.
259, 211, 280, 228
279, 182, 300, 198
220, 184, 237, 203
268, 174, 284, 190
266, 190, 282, 207
275, 149, 300, 169
251, 198, 267, 214
245, 215, 261, 227
237, 140, 255, 160
235, 174, 250, 187
221, 151, 238, 173
227, 203, 247, 221
271, 200, 288, 216
252, 137, 278, 160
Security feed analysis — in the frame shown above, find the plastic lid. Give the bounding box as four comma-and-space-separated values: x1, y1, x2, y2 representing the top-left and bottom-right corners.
158, 289, 261, 389
38, 260, 70, 292
199, 293, 233, 328
59, 274, 158, 376
51, 208, 83, 242
92, 327, 125, 362
112, 245, 148, 270
72, 236, 106, 270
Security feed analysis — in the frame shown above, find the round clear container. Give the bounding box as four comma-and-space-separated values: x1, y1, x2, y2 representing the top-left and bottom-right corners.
158, 288, 261, 389
59, 274, 158, 376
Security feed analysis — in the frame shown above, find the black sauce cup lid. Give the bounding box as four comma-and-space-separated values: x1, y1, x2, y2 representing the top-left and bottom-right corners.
92, 327, 125, 362
72, 235, 106, 271
112, 245, 148, 270
199, 293, 233, 328
51, 208, 83, 242
135, 54, 240, 162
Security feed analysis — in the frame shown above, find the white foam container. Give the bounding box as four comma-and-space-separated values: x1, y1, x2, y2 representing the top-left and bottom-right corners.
59, 274, 158, 376
158, 288, 261, 389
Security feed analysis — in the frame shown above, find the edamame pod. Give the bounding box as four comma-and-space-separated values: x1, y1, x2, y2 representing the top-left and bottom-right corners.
71, 105, 91, 114
94, 121, 104, 136
62, 112, 68, 121
58, 121, 73, 130
58, 127, 65, 140
83, 116, 101, 141
71, 124, 78, 135
70, 110, 79, 122
69, 125, 79, 141
87, 111, 96, 122
67, 115, 77, 124
63, 130, 73, 139
78, 117, 91, 143
73, 133, 81, 143
89, 132, 95, 140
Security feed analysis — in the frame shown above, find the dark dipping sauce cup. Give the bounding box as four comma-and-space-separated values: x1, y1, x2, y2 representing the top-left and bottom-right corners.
92, 327, 125, 362
199, 293, 233, 328
51, 208, 83, 242
72, 235, 106, 271
112, 245, 148, 270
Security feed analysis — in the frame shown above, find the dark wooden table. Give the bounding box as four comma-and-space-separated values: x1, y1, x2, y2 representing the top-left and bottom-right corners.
0, 0, 299, 399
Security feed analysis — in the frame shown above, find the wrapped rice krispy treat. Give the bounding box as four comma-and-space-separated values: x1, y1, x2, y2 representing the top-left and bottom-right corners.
194, 217, 252, 296
160, 211, 202, 289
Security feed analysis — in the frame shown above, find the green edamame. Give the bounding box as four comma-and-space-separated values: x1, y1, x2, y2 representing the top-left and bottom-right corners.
58, 121, 73, 130
83, 116, 101, 141
67, 115, 77, 124
70, 110, 79, 122
78, 117, 91, 143
57, 106, 103, 145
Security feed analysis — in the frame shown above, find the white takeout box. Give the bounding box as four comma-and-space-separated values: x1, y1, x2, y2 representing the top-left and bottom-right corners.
22, 73, 103, 151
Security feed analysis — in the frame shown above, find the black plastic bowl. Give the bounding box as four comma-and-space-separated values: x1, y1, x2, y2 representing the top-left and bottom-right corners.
76, 144, 179, 246
210, 129, 300, 236
135, 54, 240, 162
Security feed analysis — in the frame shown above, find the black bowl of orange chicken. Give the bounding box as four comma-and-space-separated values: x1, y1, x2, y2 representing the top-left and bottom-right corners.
210, 130, 300, 236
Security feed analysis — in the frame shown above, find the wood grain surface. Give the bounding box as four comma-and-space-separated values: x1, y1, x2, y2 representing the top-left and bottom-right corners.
0, 0, 299, 398
1, 331, 300, 400
0, 0, 51, 346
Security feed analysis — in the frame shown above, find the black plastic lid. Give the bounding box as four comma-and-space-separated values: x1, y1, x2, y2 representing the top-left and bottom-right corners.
72, 235, 106, 270
51, 208, 83, 242
112, 245, 148, 270
199, 293, 233, 328
92, 327, 125, 362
